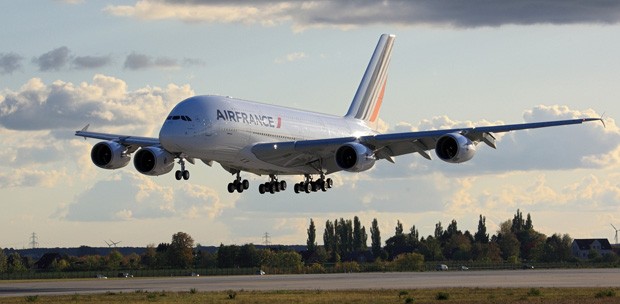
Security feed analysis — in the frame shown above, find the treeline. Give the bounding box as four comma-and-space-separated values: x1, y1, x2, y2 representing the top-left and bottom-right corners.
307, 210, 618, 265
0, 210, 618, 275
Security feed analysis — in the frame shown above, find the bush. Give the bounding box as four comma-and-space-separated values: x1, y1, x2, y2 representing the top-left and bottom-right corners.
24, 295, 39, 302
227, 290, 237, 299
405, 296, 415, 303
527, 288, 541, 296
436, 291, 450, 300
393, 253, 424, 271
398, 290, 409, 298
595, 289, 616, 298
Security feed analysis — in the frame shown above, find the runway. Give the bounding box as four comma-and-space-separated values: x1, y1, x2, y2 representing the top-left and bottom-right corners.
1, 269, 619, 297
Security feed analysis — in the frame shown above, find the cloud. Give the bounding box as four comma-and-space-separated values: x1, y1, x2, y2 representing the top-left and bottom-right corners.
0, 53, 23, 75
104, 1, 620, 30
372, 105, 617, 178
33, 47, 71, 71
0, 74, 194, 132
123, 53, 205, 70
72, 55, 112, 69
274, 52, 307, 64
59, 171, 228, 221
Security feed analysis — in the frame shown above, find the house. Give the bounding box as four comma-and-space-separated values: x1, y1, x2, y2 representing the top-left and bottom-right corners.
571, 239, 613, 259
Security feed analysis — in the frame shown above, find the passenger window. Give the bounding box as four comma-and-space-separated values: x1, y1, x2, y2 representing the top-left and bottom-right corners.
167, 116, 172, 120
173, 116, 180, 120
186, 116, 192, 121
181, 116, 187, 121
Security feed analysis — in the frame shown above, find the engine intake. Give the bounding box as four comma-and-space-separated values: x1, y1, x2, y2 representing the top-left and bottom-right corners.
435, 133, 476, 163
335, 142, 376, 172
90, 141, 130, 169
133, 146, 175, 176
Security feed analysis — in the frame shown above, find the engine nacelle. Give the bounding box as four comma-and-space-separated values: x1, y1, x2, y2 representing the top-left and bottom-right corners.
90, 141, 130, 170
133, 146, 175, 176
335, 142, 376, 172
435, 133, 476, 163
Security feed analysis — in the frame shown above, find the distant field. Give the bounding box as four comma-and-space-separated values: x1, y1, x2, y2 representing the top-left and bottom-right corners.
4, 288, 619, 304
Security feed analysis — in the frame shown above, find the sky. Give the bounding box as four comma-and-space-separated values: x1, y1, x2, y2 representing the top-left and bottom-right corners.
1, 0, 620, 249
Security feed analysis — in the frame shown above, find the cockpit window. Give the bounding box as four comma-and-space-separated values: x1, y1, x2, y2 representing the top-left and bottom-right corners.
167, 115, 192, 121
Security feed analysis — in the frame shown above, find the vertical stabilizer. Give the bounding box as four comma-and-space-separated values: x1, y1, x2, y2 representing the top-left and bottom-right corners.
345, 34, 395, 130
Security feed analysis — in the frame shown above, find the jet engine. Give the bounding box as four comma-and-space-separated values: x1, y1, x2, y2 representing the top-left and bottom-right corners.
435, 133, 476, 163
90, 141, 130, 170
335, 142, 376, 172
133, 146, 175, 176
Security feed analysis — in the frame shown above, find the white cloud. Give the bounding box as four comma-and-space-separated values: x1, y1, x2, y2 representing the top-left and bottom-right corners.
104, 1, 620, 31
274, 52, 307, 64
0, 74, 194, 134
59, 172, 228, 222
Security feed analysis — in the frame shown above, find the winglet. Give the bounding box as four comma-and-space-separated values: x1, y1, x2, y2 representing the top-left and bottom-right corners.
77, 124, 90, 140
346, 34, 395, 131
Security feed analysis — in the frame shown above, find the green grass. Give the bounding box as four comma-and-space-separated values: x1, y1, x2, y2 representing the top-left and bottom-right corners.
0, 288, 617, 303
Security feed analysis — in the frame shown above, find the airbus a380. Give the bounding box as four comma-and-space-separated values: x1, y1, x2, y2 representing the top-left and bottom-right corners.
76, 34, 602, 195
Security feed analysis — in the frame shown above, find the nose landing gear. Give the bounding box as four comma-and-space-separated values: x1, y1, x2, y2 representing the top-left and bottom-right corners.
175, 158, 190, 180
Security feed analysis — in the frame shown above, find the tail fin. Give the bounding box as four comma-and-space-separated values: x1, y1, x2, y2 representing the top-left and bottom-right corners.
345, 34, 395, 130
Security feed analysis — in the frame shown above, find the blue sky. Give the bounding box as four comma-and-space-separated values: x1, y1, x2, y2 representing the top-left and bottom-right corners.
1, 0, 619, 248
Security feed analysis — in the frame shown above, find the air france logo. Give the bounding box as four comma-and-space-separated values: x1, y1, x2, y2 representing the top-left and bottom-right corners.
216, 109, 281, 128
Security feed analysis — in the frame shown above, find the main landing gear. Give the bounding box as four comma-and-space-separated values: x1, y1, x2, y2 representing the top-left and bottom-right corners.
175, 158, 190, 180
258, 175, 287, 194
293, 174, 333, 194
227, 172, 249, 193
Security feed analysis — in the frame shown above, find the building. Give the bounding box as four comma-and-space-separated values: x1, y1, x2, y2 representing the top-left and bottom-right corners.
571, 239, 613, 259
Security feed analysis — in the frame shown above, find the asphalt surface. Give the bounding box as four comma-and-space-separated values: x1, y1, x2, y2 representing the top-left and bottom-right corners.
1, 269, 619, 297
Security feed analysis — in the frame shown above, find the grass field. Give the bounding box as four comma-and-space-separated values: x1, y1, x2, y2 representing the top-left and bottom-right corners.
4, 288, 619, 303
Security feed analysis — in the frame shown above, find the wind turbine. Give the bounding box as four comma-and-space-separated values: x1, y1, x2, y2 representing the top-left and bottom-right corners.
612, 224, 619, 245
105, 239, 121, 248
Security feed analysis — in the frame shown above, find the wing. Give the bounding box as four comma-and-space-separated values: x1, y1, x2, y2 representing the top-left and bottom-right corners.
75, 125, 160, 152
251, 118, 603, 172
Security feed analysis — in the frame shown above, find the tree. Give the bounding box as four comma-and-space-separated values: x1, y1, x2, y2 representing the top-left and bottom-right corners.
307, 219, 317, 253
106, 249, 123, 270
395, 220, 404, 236
7, 252, 26, 273
474, 215, 489, 244
370, 218, 382, 259
0, 249, 7, 273
434, 221, 444, 240
323, 220, 336, 256
217, 244, 240, 268
353, 216, 367, 252
141, 244, 157, 268
169, 232, 195, 268
408, 225, 419, 245
238, 244, 261, 268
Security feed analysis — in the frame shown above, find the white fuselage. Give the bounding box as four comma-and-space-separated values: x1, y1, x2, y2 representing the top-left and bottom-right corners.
159, 95, 376, 176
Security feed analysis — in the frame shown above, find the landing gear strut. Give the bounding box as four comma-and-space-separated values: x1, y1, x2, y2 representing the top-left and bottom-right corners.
293, 174, 333, 194
258, 175, 287, 194
227, 171, 249, 193
175, 158, 190, 180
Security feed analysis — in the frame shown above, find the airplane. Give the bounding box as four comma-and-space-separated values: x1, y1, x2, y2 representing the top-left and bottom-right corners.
76, 34, 602, 195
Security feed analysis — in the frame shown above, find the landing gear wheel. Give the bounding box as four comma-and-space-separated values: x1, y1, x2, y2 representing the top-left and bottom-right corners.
182, 170, 190, 180
175, 170, 182, 180
259, 184, 266, 194
236, 181, 244, 193
227, 183, 235, 193
242, 179, 249, 190
279, 181, 287, 191
294, 183, 300, 193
